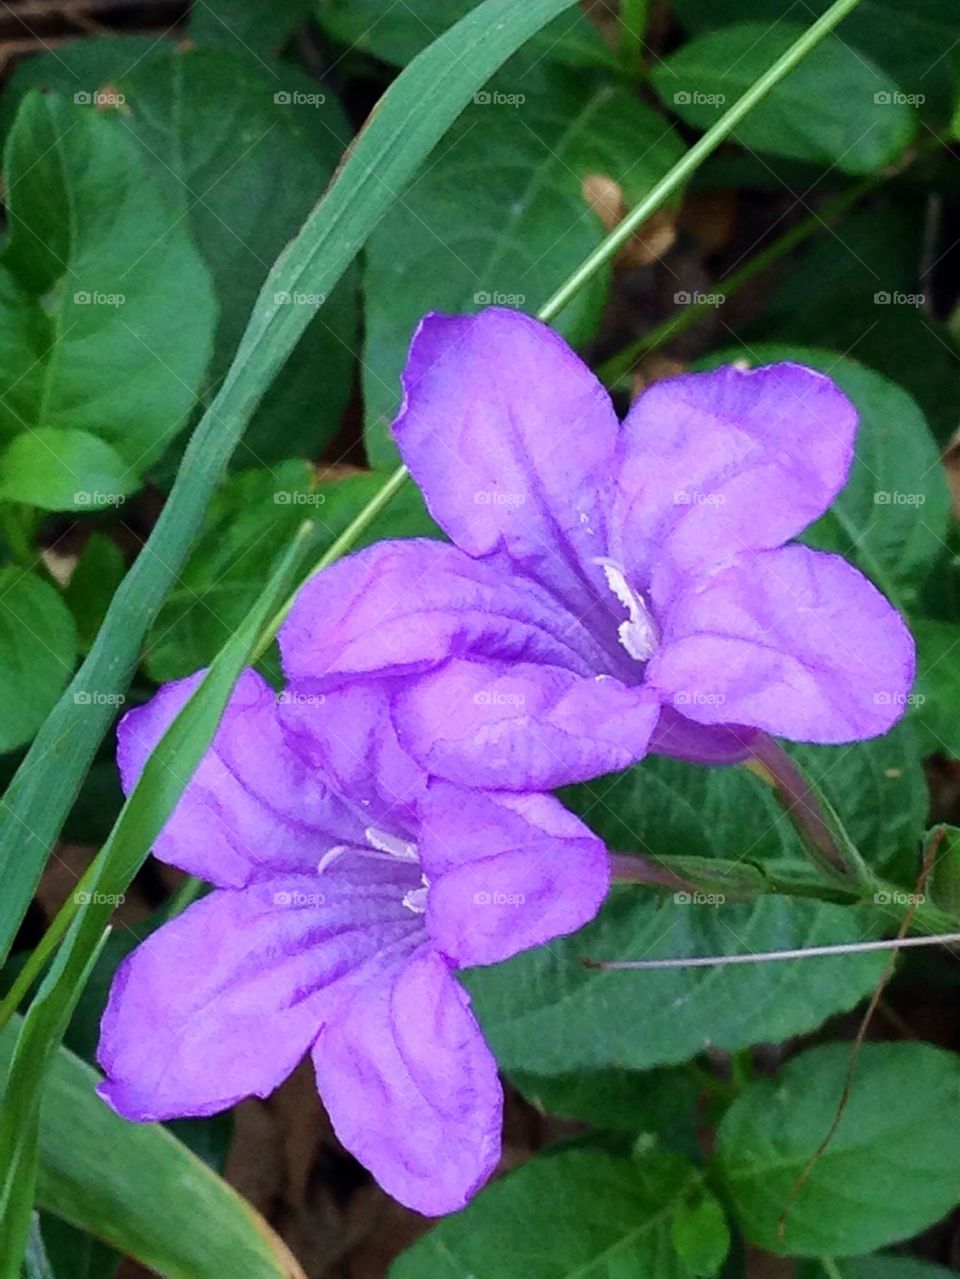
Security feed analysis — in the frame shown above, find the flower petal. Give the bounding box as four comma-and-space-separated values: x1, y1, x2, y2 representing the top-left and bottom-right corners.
420, 783, 609, 968
611, 362, 857, 600
279, 537, 609, 687
98, 869, 424, 1121
117, 669, 362, 887
646, 546, 916, 742
392, 309, 618, 611
312, 949, 501, 1216
394, 657, 660, 790
279, 682, 427, 835
650, 705, 760, 766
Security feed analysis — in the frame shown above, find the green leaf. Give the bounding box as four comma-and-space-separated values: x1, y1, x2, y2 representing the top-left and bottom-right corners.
1, 92, 217, 471
111, 50, 358, 463
0, 569, 76, 755
672, 0, 958, 121
0, 430, 135, 513
190, 0, 314, 54
652, 22, 916, 173
716, 1042, 960, 1256
467, 889, 885, 1076
64, 535, 126, 654
316, 0, 615, 76
798, 1256, 956, 1278
0, 1019, 302, 1279
0, 0, 588, 967
363, 78, 684, 464
912, 619, 960, 758
511, 1065, 700, 1142
699, 345, 950, 611
671, 1190, 731, 1277
392, 1148, 721, 1279
145, 465, 439, 682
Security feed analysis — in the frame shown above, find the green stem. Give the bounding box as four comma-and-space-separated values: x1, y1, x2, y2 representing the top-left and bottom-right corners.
538, 0, 865, 324
619, 0, 650, 76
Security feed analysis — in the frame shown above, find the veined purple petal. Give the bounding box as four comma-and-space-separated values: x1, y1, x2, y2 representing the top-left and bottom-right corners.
278, 537, 610, 686
611, 362, 857, 602
392, 309, 618, 613
649, 706, 760, 766
646, 545, 916, 742
312, 949, 502, 1216
394, 657, 660, 790
420, 783, 608, 968
117, 670, 363, 888
97, 868, 424, 1121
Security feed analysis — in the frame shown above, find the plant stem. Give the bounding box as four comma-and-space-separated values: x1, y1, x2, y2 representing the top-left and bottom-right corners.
538, 0, 866, 324
619, 0, 650, 76
586, 931, 960, 970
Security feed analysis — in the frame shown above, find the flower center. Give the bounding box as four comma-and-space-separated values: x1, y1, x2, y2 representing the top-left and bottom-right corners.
317, 826, 429, 915
594, 558, 659, 662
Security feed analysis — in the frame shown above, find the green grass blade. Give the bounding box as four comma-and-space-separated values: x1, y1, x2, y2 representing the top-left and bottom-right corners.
0, 1019, 304, 1279
0, 0, 582, 966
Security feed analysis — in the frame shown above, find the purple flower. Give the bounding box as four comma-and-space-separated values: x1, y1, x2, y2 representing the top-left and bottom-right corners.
96, 670, 607, 1215
279, 308, 915, 789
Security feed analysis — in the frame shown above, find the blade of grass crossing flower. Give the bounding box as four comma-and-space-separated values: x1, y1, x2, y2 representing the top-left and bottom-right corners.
0, 523, 314, 1276
0, 0, 585, 967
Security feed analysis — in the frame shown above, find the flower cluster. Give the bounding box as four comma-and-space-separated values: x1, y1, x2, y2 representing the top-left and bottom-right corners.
98, 309, 914, 1215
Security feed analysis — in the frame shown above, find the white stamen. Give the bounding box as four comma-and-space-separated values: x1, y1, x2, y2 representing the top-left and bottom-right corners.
402, 876, 430, 915
317, 845, 350, 875
594, 558, 659, 661
365, 827, 419, 861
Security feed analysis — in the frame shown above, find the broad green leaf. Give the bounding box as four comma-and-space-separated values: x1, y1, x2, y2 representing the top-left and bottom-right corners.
1, 92, 217, 471
363, 78, 684, 464
652, 23, 916, 173
392, 1149, 725, 1279
467, 889, 885, 1076
64, 535, 126, 653
3, 48, 358, 464
700, 345, 950, 611
0, 1019, 302, 1279
716, 1042, 960, 1256
190, 0, 314, 54
742, 205, 960, 445
798, 1256, 956, 1278
145, 465, 439, 682
672, 0, 958, 121
511, 1066, 700, 1141
0, 429, 135, 513
316, 0, 615, 75
0, 0, 588, 967
0, 569, 76, 755
912, 619, 960, 758
671, 1191, 730, 1278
